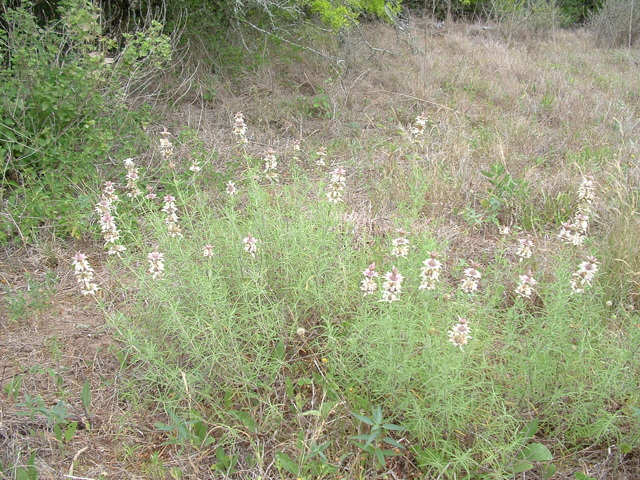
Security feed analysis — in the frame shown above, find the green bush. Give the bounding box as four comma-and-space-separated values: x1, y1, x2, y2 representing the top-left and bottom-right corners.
0, 0, 170, 244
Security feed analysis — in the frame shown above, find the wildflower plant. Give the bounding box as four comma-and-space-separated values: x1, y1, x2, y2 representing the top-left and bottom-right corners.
159, 128, 175, 168
72, 252, 99, 296
460, 261, 482, 294
189, 158, 202, 173
515, 238, 534, 262
161, 195, 183, 238
391, 228, 410, 258
96, 182, 125, 255
147, 248, 165, 280
411, 112, 429, 142
419, 251, 442, 291
233, 112, 248, 144
263, 148, 279, 183
243, 233, 258, 257
558, 176, 595, 246
448, 317, 471, 350
203, 244, 214, 258
226, 181, 237, 195
327, 167, 346, 203
380, 266, 403, 302
123, 158, 142, 198
570, 256, 599, 294
360, 262, 379, 296
315, 148, 327, 167
145, 185, 157, 200
515, 270, 537, 299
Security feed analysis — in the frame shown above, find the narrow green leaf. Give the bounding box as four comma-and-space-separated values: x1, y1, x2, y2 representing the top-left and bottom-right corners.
301, 409, 321, 416
285, 377, 294, 398
351, 412, 374, 426
382, 422, 408, 431
382, 437, 406, 449
374, 448, 386, 467
372, 406, 383, 424
275, 340, 285, 362
81, 379, 91, 416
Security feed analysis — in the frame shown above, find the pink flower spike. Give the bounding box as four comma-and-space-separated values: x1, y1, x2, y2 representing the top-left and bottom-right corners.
363, 263, 378, 278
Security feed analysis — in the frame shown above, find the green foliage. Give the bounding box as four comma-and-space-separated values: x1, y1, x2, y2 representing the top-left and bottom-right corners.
0, 0, 168, 244
350, 406, 407, 467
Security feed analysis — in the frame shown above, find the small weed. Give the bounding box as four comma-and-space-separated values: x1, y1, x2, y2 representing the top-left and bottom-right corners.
2, 272, 57, 322
350, 406, 407, 467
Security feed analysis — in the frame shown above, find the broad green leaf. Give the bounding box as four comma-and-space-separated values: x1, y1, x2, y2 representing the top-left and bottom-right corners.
64, 422, 78, 442
512, 460, 534, 473
275, 451, 298, 476
543, 463, 557, 480
521, 419, 539, 441
519, 443, 553, 462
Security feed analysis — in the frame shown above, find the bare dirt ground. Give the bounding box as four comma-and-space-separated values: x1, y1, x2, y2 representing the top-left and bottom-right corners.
0, 249, 178, 480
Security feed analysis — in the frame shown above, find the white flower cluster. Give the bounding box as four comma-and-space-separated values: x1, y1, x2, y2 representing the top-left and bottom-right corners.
515, 270, 537, 299
124, 158, 141, 198
243, 233, 258, 257
411, 112, 429, 142
233, 112, 248, 144
203, 244, 214, 258
189, 158, 202, 173
360, 262, 379, 296
161, 194, 183, 238
263, 148, 279, 183
72, 252, 99, 296
292, 140, 301, 162
380, 266, 403, 302
159, 128, 174, 166
391, 228, 410, 258
448, 317, 471, 351
315, 148, 326, 167
418, 252, 442, 291
570, 256, 599, 294
96, 182, 125, 255
459, 261, 482, 294
147, 248, 165, 280
515, 238, 534, 262
327, 167, 346, 203
559, 176, 595, 246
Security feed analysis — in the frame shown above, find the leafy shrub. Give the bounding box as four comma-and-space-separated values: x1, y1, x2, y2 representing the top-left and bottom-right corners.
0, 0, 171, 244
